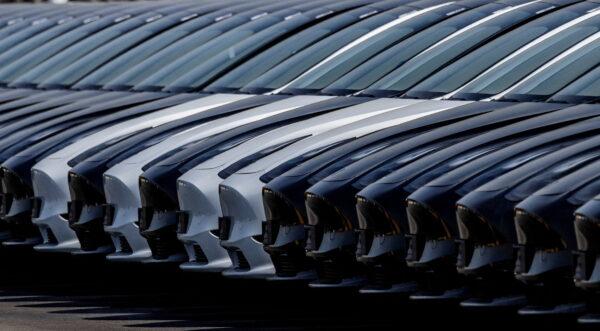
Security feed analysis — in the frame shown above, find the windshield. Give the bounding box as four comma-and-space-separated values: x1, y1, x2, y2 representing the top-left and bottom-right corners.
40, 15, 182, 88
0, 9, 147, 84
451, 14, 600, 100
206, 27, 335, 92
105, 10, 261, 89
99, 1, 290, 90
164, 7, 343, 92
550, 66, 600, 103
240, 7, 416, 93
501, 37, 600, 101
74, 29, 190, 89
363, 3, 552, 96
282, 3, 479, 94
10, 14, 150, 87
405, 3, 590, 98
135, 15, 282, 91
0, 31, 90, 83
0, 16, 85, 67
205, 7, 377, 92
323, 28, 464, 94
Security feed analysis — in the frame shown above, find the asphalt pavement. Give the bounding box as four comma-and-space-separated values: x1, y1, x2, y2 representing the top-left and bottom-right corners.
0, 248, 587, 330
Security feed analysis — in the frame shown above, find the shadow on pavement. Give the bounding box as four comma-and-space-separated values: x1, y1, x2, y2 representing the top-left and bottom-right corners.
0, 248, 587, 329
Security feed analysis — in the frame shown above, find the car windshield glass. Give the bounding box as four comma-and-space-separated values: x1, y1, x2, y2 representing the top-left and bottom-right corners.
136, 13, 287, 90
97, 0, 288, 89
206, 4, 388, 92
241, 26, 371, 92
240, 5, 432, 93
136, 28, 263, 90
364, 5, 545, 95
206, 27, 334, 91
102, 6, 267, 90
0, 31, 89, 82
74, 29, 190, 88
451, 16, 600, 99
11, 14, 148, 86
550, 66, 600, 103
165, 8, 336, 92
405, 3, 590, 98
502, 38, 600, 101
283, 3, 482, 93
41, 28, 159, 87
323, 10, 478, 94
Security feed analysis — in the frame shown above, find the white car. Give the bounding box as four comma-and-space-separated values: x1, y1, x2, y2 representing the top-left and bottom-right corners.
216, 100, 469, 279
30, 93, 252, 253
176, 97, 424, 273
103, 95, 332, 262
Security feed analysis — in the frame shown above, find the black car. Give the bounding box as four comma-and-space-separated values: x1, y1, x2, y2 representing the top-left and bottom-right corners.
240, 0, 488, 94
393, 116, 600, 307
0, 3, 163, 85
356, 104, 599, 296
62, 0, 479, 260
300, 102, 578, 288
62, 0, 419, 256
512, 159, 600, 315
455, 134, 600, 314
261, 101, 505, 283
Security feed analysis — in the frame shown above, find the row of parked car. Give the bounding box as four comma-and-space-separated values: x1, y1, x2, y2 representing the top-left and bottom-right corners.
0, 0, 599, 323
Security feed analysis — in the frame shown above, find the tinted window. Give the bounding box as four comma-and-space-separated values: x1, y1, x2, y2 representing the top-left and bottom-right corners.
503, 39, 600, 100
453, 23, 600, 98
242, 27, 370, 91
551, 66, 600, 102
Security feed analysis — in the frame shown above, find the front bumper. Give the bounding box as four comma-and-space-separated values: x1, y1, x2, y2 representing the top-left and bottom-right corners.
105, 221, 153, 262
356, 231, 416, 294
305, 228, 366, 288
103, 172, 153, 263
33, 213, 80, 252
176, 177, 232, 272
218, 182, 275, 279
221, 236, 275, 279
30, 166, 79, 252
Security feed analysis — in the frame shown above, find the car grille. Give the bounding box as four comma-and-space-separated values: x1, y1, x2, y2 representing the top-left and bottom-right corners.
316, 260, 344, 284
270, 244, 312, 278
